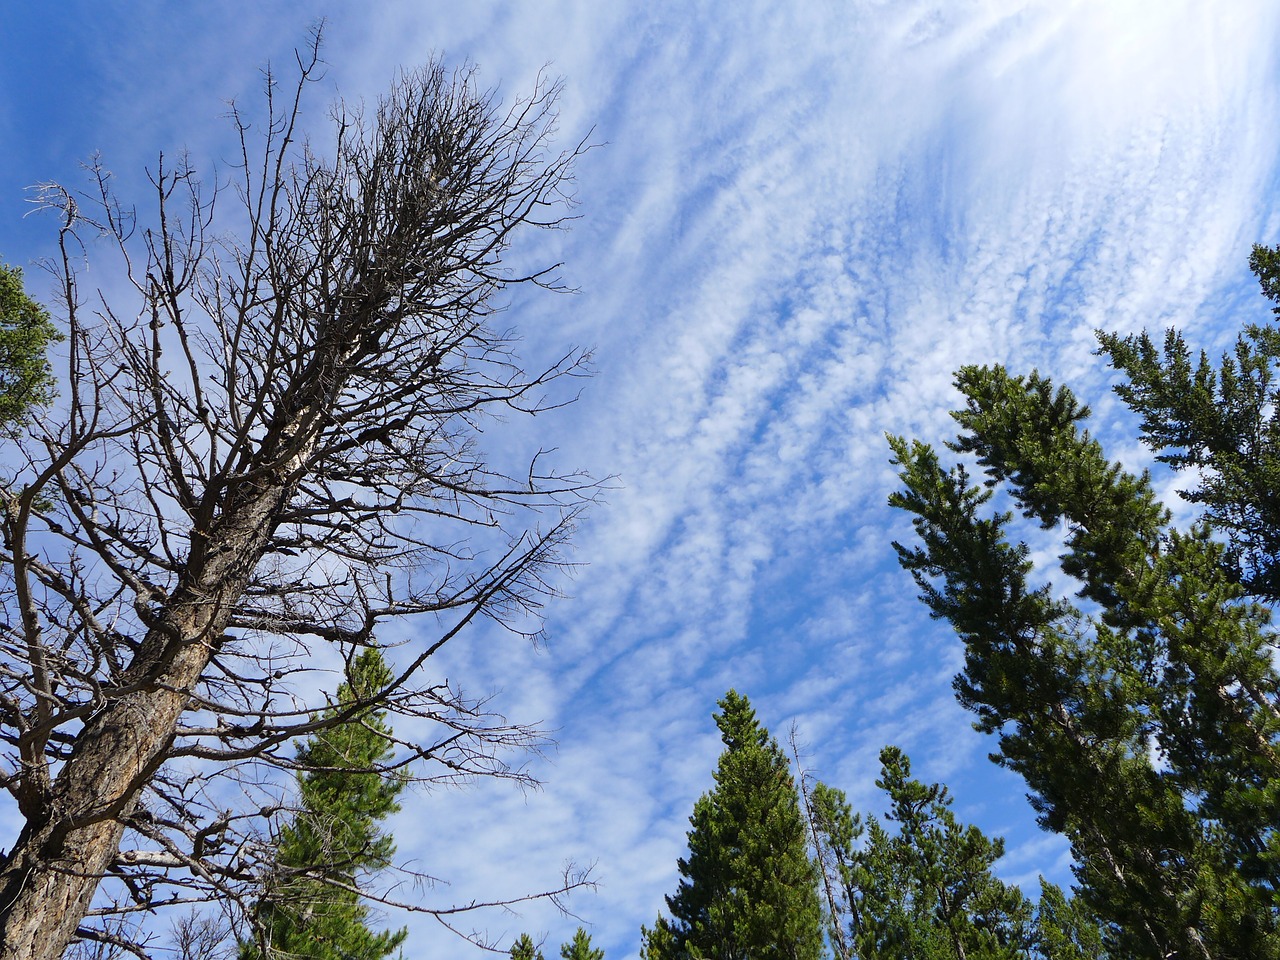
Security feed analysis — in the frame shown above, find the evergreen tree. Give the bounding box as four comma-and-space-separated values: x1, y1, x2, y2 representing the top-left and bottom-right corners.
243, 649, 407, 960
805, 753, 1103, 960
1097, 243, 1280, 600
560, 927, 605, 960
642, 690, 823, 960
798, 773, 860, 960
0, 261, 60, 431
888, 357, 1280, 957
511, 933, 547, 960
1033, 882, 1105, 960
851, 747, 1036, 960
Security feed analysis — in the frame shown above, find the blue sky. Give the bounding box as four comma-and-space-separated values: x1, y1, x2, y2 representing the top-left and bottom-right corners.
3, 3, 1280, 957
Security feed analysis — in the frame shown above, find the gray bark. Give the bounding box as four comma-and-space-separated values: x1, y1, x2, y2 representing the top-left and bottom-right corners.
1, 345, 317, 958
0, 39, 589, 959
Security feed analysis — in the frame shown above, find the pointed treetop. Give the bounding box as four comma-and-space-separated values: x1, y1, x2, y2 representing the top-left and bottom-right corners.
714, 688, 768, 752
643, 689, 824, 960
511, 932, 546, 960
559, 927, 604, 960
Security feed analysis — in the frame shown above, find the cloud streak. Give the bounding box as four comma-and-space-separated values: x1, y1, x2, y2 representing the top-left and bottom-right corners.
2, 1, 1279, 957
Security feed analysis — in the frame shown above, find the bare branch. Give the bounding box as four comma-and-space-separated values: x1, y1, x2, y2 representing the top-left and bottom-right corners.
0, 36, 595, 960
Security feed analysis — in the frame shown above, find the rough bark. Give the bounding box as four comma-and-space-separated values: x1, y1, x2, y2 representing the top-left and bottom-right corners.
0, 39, 591, 958
0, 365, 318, 958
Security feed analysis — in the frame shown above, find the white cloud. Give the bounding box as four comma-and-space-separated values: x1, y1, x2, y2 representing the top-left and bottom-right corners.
3, 1, 1279, 957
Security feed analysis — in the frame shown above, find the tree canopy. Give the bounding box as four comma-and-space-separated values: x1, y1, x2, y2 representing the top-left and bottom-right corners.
888, 291, 1280, 957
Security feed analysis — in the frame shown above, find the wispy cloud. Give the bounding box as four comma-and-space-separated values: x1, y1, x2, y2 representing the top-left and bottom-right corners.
2, 1, 1278, 957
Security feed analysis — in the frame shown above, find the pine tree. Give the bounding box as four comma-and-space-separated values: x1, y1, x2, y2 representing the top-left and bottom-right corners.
642, 690, 824, 960
0, 261, 60, 431
560, 927, 605, 960
1034, 882, 1106, 960
888, 357, 1280, 958
795, 768, 860, 960
1097, 243, 1280, 600
511, 933, 547, 960
850, 747, 1036, 960
243, 649, 407, 960
804, 752, 1103, 960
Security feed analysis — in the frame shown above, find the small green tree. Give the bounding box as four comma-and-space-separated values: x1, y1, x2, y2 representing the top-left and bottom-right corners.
642, 690, 824, 960
853, 747, 1035, 960
243, 649, 407, 960
0, 261, 60, 431
1034, 882, 1106, 960
511, 933, 547, 960
560, 927, 604, 960
804, 750, 1103, 960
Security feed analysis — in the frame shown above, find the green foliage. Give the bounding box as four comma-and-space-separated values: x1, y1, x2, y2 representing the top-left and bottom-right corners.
639, 919, 677, 960
807, 752, 1103, 960
512, 933, 547, 960
1033, 882, 1105, 960
805, 780, 861, 958
560, 927, 604, 960
853, 747, 1036, 960
242, 650, 407, 960
0, 261, 60, 431
888, 357, 1280, 958
1097, 243, 1280, 601
643, 690, 824, 960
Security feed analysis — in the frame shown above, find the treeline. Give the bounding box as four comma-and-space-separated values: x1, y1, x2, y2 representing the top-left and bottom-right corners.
634, 690, 1100, 960
524, 246, 1280, 959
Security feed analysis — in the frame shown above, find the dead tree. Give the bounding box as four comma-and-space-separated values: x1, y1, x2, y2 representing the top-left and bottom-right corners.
0, 39, 594, 960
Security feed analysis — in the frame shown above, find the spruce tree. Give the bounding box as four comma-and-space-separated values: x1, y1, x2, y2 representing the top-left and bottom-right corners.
243, 649, 407, 960
642, 690, 823, 960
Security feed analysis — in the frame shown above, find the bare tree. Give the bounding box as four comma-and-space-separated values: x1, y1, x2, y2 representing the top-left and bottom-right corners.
787, 726, 854, 960
0, 36, 595, 960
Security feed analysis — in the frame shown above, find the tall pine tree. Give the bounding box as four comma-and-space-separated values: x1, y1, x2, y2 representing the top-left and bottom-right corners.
642, 690, 823, 960
888, 356, 1280, 958
242, 649, 407, 960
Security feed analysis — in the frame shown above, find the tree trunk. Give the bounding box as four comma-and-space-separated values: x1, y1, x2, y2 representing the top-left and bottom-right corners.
0, 679, 195, 958
0, 469, 298, 959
